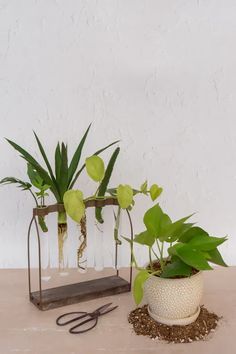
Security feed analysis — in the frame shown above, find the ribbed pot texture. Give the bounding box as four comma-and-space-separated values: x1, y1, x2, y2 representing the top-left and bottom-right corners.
143, 271, 203, 325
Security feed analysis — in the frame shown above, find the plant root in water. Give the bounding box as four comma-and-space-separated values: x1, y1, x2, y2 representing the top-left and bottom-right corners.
77, 215, 87, 270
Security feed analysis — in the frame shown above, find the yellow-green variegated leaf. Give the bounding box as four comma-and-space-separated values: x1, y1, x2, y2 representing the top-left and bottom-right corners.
85, 156, 105, 182
140, 180, 148, 194
150, 184, 163, 201
133, 270, 151, 305
117, 184, 133, 209
63, 190, 85, 223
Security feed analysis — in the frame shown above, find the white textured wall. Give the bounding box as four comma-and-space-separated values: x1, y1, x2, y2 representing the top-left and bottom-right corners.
0, 0, 235, 268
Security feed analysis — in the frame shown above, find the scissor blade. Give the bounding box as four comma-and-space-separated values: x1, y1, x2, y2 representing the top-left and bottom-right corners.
98, 303, 118, 316
99, 305, 118, 316
95, 302, 113, 314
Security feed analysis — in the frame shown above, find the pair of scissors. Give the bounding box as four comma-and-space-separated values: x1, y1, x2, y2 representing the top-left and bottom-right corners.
56, 303, 118, 334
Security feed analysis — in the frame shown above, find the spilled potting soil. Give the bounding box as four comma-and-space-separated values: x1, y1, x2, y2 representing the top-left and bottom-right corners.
128, 305, 220, 344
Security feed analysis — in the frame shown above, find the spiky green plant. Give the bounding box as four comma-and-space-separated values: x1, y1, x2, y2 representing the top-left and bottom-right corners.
0, 175, 49, 232
2, 124, 119, 269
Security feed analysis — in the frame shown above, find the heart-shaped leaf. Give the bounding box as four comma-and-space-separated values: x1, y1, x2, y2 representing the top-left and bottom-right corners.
188, 235, 227, 251
150, 184, 163, 201
159, 214, 194, 242
169, 243, 212, 270
63, 189, 85, 223
143, 204, 164, 237
161, 258, 192, 278
179, 227, 209, 243
133, 270, 151, 305
134, 230, 155, 247
85, 156, 105, 182
208, 248, 227, 267
117, 184, 133, 209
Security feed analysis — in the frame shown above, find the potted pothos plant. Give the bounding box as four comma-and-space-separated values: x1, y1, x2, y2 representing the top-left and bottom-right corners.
124, 203, 227, 326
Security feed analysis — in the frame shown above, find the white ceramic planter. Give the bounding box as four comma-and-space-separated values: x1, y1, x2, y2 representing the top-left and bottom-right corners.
144, 271, 203, 326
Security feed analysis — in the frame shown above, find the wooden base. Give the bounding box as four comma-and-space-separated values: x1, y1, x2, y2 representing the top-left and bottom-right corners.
30, 275, 131, 311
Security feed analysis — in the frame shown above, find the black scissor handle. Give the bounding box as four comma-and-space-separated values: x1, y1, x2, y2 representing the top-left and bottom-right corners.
69, 316, 98, 334
56, 311, 87, 326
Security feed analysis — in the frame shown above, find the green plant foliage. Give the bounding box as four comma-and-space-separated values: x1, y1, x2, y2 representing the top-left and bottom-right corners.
207, 248, 227, 267
123, 202, 228, 304
159, 214, 194, 242
143, 204, 164, 236
5, 125, 119, 204
134, 230, 155, 247
6, 138, 60, 200
168, 243, 213, 270
117, 184, 133, 209
27, 164, 50, 192
95, 147, 120, 223
188, 234, 227, 251
161, 258, 192, 278
63, 190, 85, 223
179, 226, 208, 243
150, 184, 163, 201
0, 177, 32, 191
140, 181, 148, 194
67, 123, 92, 187
85, 155, 105, 182
69, 140, 120, 189
133, 270, 151, 305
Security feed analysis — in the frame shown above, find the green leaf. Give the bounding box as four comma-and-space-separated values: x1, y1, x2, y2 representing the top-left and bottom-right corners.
86, 155, 105, 182
55, 142, 62, 181
173, 223, 195, 241
69, 140, 120, 188
117, 184, 133, 209
95, 147, 120, 223
159, 214, 194, 242
140, 180, 148, 194
179, 227, 209, 243
150, 184, 163, 201
63, 189, 85, 223
6, 138, 60, 201
188, 235, 227, 251
27, 163, 44, 189
161, 258, 192, 278
33, 132, 57, 186
58, 143, 69, 199
143, 204, 164, 236
169, 243, 212, 270
67, 123, 92, 187
160, 213, 172, 231
0, 177, 32, 191
133, 270, 151, 305
134, 230, 155, 247
208, 248, 227, 267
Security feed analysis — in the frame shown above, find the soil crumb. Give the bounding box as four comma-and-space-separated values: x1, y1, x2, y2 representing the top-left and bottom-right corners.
128, 305, 220, 343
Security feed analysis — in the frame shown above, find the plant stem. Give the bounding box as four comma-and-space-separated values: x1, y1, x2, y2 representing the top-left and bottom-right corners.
58, 211, 67, 224
130, 246, 138, 268
161, 241, 164, 260
28, 189, 39, 206
156, 240, 164, 271
114, 206, 122, 245
148, 247, 153, 271
152, 247, 160, 261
